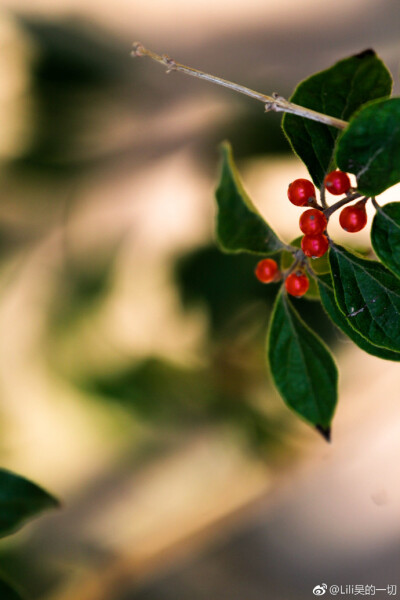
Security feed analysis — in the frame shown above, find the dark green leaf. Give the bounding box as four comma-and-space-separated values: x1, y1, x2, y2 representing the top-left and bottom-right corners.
371, 202, 400, 278
267, 290, 338, 430
215, 142, 285, 255
283, 50, 392, 187
329, 244, 400, 351
49, 238, 121, 331
0, 469, 59, 538
336, 98, 400, 196
175, 245, 280, 336
318, 272, 400, 361
83, 357, 288, 452
0, 578, 24, 600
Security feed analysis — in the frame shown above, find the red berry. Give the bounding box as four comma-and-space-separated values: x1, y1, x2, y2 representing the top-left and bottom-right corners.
301, 234, 329, 258
285, 271, 309, 297
324, 170, 351, 195
299, 209, 327, 235
339, 201, 368, 233
255, 258, 280, 283
287, 179, 316, 207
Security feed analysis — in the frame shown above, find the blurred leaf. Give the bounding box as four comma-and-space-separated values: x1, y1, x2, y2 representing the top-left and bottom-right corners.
13, 18, 134, 174
215, 142, 285, 255
175, 245, 279, 336
211, 106, 291, 160
336, 98, 400, 196
309, 251, 330, 275
26, 20, 123, 85
0, 469, 59, 539
84, 358, 213, 423
83, 356, 290, 452
318, 272, 400, 361
49, 240, 119, 331
0, 578, 24, 600
283, 50, 392, 187
175, 244, 338, 345
267, 290, 338, 434
329, 244, 400, 352
371, 202, 400, 278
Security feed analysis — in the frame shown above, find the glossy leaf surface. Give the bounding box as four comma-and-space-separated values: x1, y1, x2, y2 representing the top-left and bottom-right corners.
318, 272, 400, 361
336, 98, 400, 196
329, 244, 400, 352
283, 50, 392, 187
267, 290, 337, 431
215, 142, 285, 255
371, 201, 400, 279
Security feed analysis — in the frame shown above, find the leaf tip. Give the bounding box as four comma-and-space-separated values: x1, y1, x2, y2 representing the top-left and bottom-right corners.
353, 48, 375, 59
218, 140, 231, 156
50, 495, 62, 509
316, 424, 331, 443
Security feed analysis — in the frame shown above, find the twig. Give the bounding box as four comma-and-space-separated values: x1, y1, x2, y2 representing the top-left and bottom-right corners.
319, 183, 328, 210
132, 43, 348, 131
371, 196, 379, 210
324, 192, 363, 219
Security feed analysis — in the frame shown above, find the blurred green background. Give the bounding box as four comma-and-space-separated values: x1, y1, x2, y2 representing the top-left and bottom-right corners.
0, 2, 400, 599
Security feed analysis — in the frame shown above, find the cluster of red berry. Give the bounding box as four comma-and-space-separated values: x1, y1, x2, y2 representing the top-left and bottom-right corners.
255, 170, 369, 297
255, 257, 310, 297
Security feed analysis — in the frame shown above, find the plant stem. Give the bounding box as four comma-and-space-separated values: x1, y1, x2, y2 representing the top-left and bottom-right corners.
319, 184, 328, 210
132, 43, 348, 131
371, 197, 379, 210
324, 192, 363, 219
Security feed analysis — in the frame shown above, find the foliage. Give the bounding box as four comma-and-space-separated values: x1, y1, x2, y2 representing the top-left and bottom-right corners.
267, 290, 337, 439
0, 469, 58, 597
371, 201, 400, 278
215, 143, 285, 255
0, 577, 24, 600
336, 98, 400, 196
282, 50, 392, 188
215, 50, 400, 439
1, 40, 399, 600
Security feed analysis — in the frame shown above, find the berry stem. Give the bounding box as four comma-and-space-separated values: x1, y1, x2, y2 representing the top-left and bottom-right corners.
323, 192, 364, 219
284, 242, 300, 252
283, 250, 307, 278
371, 196, 379, 210
132, 43, 349, 130
308, 197, 324, 211
304, 261, 318, 280
319, 183, 328, 210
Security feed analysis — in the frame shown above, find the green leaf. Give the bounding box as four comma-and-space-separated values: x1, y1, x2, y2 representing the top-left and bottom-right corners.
267, 290, 338, 434
283, 50, 392, 187
215, 142, 285, 255
0, 469, 59, 538
371, 202, 400, 278
329, 244, 400, 352
336, 98, 400, 196
318, 272, 400, 361
0, 578, 24, 600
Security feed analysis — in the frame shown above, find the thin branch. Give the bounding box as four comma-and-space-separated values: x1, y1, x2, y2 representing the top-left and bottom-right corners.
323, 192, 364, 219
132, 43, 348, 131
371, 196, 380, 210
319, 183, 328, 210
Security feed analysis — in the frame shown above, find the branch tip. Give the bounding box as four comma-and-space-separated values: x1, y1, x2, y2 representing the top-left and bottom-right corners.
131, 41, 145, 58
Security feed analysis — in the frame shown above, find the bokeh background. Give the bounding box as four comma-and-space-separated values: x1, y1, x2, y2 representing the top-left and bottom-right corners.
0, 1, 400, 598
